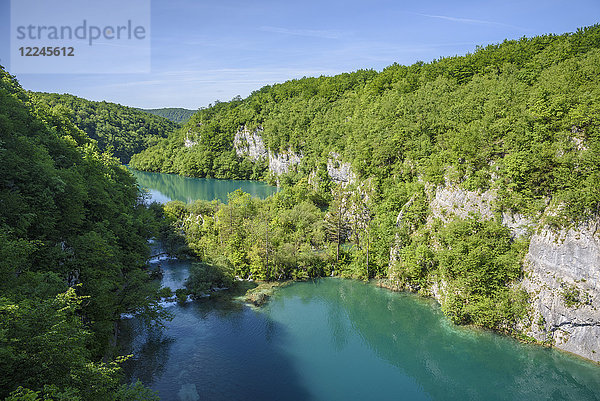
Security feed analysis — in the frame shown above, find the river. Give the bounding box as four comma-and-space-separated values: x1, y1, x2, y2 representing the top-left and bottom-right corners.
122, 171, 600, 401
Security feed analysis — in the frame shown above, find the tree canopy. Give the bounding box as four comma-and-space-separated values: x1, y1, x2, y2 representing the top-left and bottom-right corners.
1, 67, 163, 400
132, 24, 600, 333
140, 108, 196, 124
131, 25, 600, 223
32, 92, 179, 163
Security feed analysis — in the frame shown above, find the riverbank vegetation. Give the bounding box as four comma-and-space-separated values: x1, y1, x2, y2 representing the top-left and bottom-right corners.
4, 23, 600, 397
139, 25, 600, 336
0, 68, 164, 400
156, 179, 529, 332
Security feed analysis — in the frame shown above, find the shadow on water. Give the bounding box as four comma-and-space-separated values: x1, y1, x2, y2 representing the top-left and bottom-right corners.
120, 294, 312, 401
120, 274, 600, 401
129, 168, 277, 204
119, 322, 176, 386
280, 279, 600, 401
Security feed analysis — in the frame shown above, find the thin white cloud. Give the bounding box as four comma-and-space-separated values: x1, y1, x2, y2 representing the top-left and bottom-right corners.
97, 67, 340, 90
259, 26, 344, 39
413, 13, 526, 30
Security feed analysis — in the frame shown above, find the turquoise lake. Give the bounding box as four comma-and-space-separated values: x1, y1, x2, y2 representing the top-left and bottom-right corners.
122, 172, 600, 401
129, 168, 278, 203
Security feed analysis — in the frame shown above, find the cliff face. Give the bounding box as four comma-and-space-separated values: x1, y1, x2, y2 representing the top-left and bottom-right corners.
233, 127, 302, 176
391, 184, 600, 362
234, 124, 600, 361
233, 128, 356, 182
523, 222, 600, 362
268, 150, 303, 176
429, 186, 496, 222
327, 152, 356, 184
233, 127, 268, 160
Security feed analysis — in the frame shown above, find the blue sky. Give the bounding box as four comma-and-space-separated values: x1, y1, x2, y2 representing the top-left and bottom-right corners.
1, 0, 599, 109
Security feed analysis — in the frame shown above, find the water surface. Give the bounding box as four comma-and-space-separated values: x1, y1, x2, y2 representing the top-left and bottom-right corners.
122, 260, 600, 401
129, 169, 277, 203
124, 171, 600, 400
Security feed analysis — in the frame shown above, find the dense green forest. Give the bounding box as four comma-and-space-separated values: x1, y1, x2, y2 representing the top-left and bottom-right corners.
140, 108, 196, 124
31, 93, 179, 163
134, 25, 600, 332
132, 25, 600, 222
0, 68, 165, 400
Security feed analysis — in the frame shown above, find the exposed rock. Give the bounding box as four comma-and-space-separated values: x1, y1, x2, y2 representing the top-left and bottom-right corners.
570, 125, 589, 151
233, 126, 267, 160
390, 183, 600, 362
307, 170, 319, 190
395, 194, 416, 227
522, 221, 600, 362
268, 149, 303, 176
428, 185, 533, 239
183, 132, 198, 148
501, 212, 533, 239
232, 126, 302, 176
429, 186, 496, 223
327, 152, 356, 184
429, 279, 447, 302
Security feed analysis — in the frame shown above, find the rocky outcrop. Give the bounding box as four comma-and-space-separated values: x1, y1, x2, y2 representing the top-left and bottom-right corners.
184, 132, 198, 148
233, 127, 268, 161
391, 183, 599, 362
501, 212, 532, 239
522, 221, 600, 362
268, 149, 303, 176
327, 152, 356, 184
428, 185, 532, 238
429, 186, 496, 222
233, 126, 302, 176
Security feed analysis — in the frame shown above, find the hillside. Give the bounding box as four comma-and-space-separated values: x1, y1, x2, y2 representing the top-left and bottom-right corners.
132, 25, 600, 222
141, 107, 196, 124
131, 25, 600, 360
0, 69, 162, 399
31, 92, 179, 163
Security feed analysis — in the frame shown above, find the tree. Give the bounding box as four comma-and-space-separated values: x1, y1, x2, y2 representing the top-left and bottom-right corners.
324, 187, 351, 263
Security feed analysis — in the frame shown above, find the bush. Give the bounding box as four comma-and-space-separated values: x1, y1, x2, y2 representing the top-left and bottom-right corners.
185, 263, 233, 298
435, 218, 528, 331
174, 289, 188, 304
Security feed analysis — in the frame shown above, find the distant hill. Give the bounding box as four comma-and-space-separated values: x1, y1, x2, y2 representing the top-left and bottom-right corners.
31, 92, 179, 163
141, 107, 196, 123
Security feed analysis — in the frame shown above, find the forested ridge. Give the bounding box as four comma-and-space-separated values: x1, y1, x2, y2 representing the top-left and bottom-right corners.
131, 25, 600, 223
31, 92, 179, 163
140, 108, 196, 124
135, 25, 600, 333
0, 68, 165, 400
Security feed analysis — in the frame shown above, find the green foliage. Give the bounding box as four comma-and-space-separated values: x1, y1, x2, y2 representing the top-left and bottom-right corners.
0, 290, 159, 400
132, 25, 600, 336
31, 92, 178, 163
140, 108, 196, 124
560, 284, 590, 308
161, 187, 332, 282
0, 67, 161, 399
5, 381, 159, 401
132, 25, 600, 224
185, 263, 234, 298
174, 289, 189, 304
434, 219, 528, 331
128, 25, 600, 332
